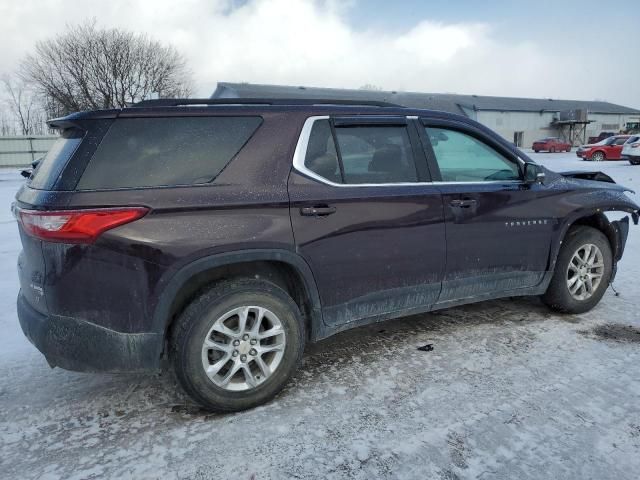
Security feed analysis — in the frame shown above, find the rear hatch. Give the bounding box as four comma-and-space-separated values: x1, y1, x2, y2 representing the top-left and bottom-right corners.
14, 125, 89, 314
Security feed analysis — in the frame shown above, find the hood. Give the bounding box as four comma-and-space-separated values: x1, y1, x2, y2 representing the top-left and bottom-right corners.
555, 169, 635, 194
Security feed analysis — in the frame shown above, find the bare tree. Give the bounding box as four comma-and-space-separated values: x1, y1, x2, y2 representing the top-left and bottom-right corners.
20, 21, 192, 115
2, 76, 44, 135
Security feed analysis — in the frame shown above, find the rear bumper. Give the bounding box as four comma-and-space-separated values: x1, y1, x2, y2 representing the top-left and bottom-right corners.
17, 292, 163, 372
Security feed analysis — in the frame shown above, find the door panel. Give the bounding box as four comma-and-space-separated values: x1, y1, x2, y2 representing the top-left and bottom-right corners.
289, 174, 445, 326
419, 119, 555, 303
438, 182, 555, 302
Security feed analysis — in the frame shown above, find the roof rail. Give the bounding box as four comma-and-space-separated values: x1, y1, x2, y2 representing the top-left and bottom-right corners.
132, 98, 402, 108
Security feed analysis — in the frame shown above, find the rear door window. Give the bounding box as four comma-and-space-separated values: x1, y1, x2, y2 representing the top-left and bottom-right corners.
78, 116, 262, 190
335, 125, 418, 184
302, 120, 420, 184
29, 128, 84, 190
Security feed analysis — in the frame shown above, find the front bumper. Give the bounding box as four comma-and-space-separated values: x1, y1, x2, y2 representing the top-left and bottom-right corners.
17, 292, 163, 372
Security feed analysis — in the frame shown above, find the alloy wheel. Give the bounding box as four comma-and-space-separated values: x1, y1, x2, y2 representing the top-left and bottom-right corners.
201, 306, 286, 391
566, 244, 605, 301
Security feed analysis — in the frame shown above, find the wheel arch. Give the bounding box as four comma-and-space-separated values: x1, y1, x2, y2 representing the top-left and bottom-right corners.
152, 249, 324, 344
550, 208, 633, 271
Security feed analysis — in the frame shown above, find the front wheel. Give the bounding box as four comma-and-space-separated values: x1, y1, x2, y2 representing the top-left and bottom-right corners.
171, 279, 305, 412
630, 158, 640, 165
542, 226, 612, 314
591, 151, 605, 161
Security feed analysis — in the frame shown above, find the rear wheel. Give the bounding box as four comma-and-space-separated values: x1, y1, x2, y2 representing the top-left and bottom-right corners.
171, 279, 305, 412
591, 151, 605, 161
542, 226, 612, 314
550, 146, 556, 153
566, 146, 571, 152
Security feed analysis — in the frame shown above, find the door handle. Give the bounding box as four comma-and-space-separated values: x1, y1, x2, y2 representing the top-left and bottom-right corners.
300, 205, 337, 216
449, 199, 477, 208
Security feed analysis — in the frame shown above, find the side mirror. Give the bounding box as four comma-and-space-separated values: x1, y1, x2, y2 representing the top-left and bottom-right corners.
524, 162, 545, 185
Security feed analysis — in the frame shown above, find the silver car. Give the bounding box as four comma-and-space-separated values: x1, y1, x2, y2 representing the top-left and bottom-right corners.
622, 135, 640, 165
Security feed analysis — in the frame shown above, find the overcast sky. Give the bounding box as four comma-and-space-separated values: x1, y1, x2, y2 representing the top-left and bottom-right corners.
1, 0, 638, 108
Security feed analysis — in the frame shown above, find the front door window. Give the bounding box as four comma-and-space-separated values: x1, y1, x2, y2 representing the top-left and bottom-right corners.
425, 127, 520, 182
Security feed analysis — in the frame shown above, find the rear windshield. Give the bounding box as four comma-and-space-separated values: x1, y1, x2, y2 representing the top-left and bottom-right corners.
77, 116, 262, 190
29, 128, 84, 190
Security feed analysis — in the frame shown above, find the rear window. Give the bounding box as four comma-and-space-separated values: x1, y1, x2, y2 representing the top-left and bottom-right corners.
77, 116, 262, 190
29, 128, 84, 190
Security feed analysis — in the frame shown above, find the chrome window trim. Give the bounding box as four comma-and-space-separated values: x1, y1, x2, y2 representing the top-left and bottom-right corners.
292, 116, 525, 188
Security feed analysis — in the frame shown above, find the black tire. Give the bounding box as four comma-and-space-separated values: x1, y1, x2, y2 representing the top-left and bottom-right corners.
171, 279, 305, 412
630, 159, 640, 166
533, 149, 540, 153
542, 226, 613, 314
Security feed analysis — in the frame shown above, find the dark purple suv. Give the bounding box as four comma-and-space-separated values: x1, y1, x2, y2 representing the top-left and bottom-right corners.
14, 98, 639, 411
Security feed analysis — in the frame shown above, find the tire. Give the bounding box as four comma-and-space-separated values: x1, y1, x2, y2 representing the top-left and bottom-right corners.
533, 150, 540, 153
630, 158, 640, 166
566, 147, 571, 152
550, 146, 556, 153
542, 226, 612, 314
171, 279, 305, 412
591, 151, 605, 161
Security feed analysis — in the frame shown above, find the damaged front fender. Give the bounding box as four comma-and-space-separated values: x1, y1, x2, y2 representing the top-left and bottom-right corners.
611, 216, 630, 262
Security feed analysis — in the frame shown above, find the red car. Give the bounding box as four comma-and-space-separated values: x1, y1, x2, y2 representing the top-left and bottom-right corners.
532, 137, 571, 153
577, 135, 631, 161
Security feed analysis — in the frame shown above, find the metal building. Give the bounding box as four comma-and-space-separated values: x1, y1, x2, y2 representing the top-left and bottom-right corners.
212, 82, 640, 147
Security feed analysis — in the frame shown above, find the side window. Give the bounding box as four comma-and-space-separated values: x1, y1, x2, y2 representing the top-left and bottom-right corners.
78, 116, 262, 189
304, 120, 341, 183
614, 137, 628, 145
334, 125, 418, 184
425, 127, 520, 182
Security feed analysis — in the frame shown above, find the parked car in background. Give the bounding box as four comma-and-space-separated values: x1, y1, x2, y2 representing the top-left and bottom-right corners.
577, 135, 631, 161
13, 98, 640, 412
588, 132, 616, 144
532, 137, 571, 153
622, 135, 640, 165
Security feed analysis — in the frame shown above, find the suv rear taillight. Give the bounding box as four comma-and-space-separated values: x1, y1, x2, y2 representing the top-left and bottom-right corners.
15, 207, 149, 244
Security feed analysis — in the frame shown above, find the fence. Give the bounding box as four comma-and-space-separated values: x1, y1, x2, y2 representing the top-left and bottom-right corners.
0, 136, 58, 167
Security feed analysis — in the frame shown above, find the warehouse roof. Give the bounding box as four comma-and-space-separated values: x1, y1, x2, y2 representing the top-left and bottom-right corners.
212, 82, 640, 116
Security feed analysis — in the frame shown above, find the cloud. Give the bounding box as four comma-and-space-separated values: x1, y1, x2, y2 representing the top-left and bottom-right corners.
0, 0, 638, 108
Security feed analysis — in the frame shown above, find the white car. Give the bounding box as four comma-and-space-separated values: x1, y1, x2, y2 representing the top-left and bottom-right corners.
622, 135, 640, 165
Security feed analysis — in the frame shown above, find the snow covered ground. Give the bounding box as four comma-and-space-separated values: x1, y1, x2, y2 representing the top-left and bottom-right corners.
0, 153, 639, 480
